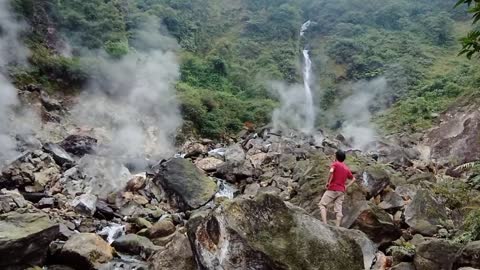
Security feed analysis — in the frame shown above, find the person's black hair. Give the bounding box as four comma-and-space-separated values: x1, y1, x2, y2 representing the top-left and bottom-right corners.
335, 150, 346, 162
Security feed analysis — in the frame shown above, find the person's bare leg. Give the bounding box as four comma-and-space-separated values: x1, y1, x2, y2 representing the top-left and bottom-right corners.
335, 215, 342, 227
334, 193, 345, 227
320, 207, 328, 224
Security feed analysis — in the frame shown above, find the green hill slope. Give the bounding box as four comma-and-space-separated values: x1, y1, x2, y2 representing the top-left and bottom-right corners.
9, 0, 479, 137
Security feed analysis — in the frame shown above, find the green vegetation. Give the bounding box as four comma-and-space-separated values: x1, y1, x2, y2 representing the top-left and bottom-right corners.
455, 0, 480, 58
455, 208, 480, 243
8, 0, 480, 137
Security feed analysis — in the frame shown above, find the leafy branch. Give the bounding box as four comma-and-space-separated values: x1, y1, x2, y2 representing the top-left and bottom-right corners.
456, 0, 480, 58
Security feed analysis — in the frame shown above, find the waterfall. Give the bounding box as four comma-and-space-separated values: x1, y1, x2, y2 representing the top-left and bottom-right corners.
300, 21, 315, 132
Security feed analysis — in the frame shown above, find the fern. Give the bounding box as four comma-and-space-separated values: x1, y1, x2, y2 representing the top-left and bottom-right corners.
454, 161, 479, 172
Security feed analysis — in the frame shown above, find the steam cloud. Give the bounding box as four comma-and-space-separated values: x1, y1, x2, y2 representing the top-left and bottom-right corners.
340, 77, 388, 151
70, 17, 182, 197
270, 81, 316, 133
0, 1, 31, 167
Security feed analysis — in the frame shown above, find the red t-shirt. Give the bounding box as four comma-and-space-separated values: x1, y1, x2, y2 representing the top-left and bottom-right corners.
327, 161, 353, 192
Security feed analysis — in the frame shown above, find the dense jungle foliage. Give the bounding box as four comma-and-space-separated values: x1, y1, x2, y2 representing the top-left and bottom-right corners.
9, 0, 480, 137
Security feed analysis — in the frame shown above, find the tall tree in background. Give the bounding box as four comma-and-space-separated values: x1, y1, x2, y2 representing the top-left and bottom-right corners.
456, 0, 480, 58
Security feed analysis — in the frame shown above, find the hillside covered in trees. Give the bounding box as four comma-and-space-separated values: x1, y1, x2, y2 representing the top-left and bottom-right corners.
9, 0, 479, 137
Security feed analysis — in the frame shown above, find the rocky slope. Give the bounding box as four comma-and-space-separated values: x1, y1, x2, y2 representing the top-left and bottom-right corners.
1, 90, 480, 270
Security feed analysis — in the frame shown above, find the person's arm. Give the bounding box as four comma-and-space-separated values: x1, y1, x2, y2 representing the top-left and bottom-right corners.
346, 176, 356, 188
346, 170, 356, 188
325, 166, 335, 189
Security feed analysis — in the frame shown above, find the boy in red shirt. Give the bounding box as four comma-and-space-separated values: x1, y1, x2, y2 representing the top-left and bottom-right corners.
319, 150, 356, 226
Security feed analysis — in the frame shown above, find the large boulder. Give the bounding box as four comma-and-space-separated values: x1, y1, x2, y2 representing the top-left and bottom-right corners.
343, 200, 402, 246
149, 232, 196, 270
454, 241, 480, 269
188, 194, 376, 270
0, 211, 59, 269
154, 158, 218, 211
414, 239, 461, 270
361, 165, 391, 199
423, 105, 480, 166
57, 233, 114, 269
404, 189, 447, 236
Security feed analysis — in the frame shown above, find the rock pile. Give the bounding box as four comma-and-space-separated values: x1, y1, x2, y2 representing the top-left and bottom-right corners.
0, 112, 479, 270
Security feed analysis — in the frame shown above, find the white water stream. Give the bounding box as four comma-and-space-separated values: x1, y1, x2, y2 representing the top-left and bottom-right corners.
300, 21, 315, 132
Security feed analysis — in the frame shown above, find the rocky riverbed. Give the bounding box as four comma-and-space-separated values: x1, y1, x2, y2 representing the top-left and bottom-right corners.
1, 91, 480, 270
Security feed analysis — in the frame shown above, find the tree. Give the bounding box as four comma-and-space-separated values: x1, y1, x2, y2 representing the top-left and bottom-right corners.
456, 0, 480, 58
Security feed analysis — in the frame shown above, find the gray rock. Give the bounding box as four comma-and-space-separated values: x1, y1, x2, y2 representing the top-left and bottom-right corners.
0, 189, 29, 213
423, 105, 480, 166
60, 135, 97, 157
407, 172, 436, 185
188, 194, 376, 270
71, 194, 98, 216
361, 165, 391, 198
404, 189, 447, 236
43, 143, 75, 167
38, 197, 55, 208
224, 144, 245, 165
112, 234, 159, 259
154, 158, 217, 211
215, 160, 256, 183
454, 241, 480, 269
414, 239, 461, 270
391, 262, 416, 270
243, 183, 260, 197
0, 211, 59, 268
40, 92, 63, 111
1, 151, 61, 191
378, 190, 405, 210
344, 200, 402, 246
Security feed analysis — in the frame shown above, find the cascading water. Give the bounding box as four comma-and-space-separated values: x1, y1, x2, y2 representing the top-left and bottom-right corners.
300, 21, 315, 132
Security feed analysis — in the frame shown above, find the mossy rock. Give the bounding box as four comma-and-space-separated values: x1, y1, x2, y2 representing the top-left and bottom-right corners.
290, 152, 331, 213
189, 194, 376, 270
0, 211, 59, 268
404, 189, 447, 236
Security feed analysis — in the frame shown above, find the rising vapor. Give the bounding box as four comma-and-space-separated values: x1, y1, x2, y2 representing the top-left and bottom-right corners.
340, 77, 388, 151
70, 17, 182, 197
0, 1, 31, 167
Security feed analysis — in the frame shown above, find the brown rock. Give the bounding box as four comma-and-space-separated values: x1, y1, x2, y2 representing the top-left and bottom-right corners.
147, 219, 176, 239
58, 233, 114, 269
149, 232, 196, 270
195, 157, 224, 172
